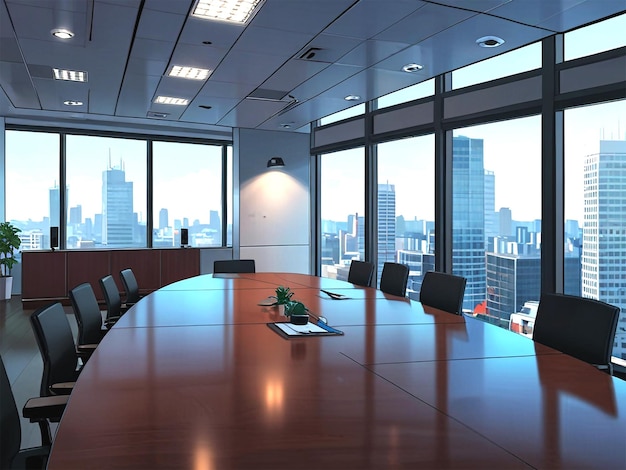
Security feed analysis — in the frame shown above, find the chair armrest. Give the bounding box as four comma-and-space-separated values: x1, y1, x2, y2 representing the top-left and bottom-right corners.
77, 344, 97, 361
50, 382, 75, 395
23, 394, 69, 421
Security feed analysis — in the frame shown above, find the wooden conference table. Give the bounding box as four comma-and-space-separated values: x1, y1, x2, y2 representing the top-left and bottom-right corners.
48, 273, 626, 469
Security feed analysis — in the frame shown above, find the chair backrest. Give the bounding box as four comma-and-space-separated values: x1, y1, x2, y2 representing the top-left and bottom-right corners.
533, 293, 620, 370
348, 260, 375, 287
30, 303, 80, 396
419, 271, 467, 315
99, 275, 123, 322
213, 259, 256, 274
379, 262, 410, 297
119, 268, 140, 305
1, 355, 21, 469
69, 283, 104, 345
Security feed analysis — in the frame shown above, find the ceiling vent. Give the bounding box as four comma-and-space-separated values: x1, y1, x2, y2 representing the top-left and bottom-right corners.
299, 47, 322, 60
246, 88, 290, 101
295, 46, 333, 63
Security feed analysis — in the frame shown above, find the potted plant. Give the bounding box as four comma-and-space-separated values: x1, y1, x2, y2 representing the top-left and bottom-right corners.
273, 286, 294, 312
0, 221, 21, 300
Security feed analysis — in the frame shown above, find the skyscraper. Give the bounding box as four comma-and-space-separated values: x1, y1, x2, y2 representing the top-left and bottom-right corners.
159, 208, 169, 229
102, 163, 134, 247
582, 139, 626, 359
377, 183, 396, 280
453, 136, 486, 311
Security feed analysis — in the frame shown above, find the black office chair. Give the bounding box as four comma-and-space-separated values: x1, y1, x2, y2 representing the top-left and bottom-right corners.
347, 260, 375, 287
379, 262, 410, 297
30, 303, 90, 397
419, 271, 467, 315
119, 268, 142, 307
69, 282, 110, 346
533, 293, 620, 374
99, 274, 126, 325
1, 355, 69, 469
213, 259, 256, 274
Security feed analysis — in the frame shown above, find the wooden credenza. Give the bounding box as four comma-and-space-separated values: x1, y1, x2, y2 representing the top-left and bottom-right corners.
21, 248, 200, 307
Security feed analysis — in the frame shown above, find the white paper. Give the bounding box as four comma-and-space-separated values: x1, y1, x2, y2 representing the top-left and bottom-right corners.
274, 322, 328, 335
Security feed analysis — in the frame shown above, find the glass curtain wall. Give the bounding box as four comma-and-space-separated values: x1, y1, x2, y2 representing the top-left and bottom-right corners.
5, 130, 60, 250
153, 142, 223, 248
320, 148, 365, 281
564, 99, 626, 359
66, 135, 147, 249
377, 135, 435, 297
452, 117, 541, 326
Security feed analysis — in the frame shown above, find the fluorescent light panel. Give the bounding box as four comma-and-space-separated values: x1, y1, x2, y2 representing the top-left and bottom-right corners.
169, 66, 211, 80
155, 96, 189, 105
192, 0, 262, 23
53, 68, 87, 82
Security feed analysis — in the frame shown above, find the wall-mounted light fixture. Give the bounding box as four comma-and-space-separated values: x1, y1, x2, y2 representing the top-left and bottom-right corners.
267, 157, 285, 168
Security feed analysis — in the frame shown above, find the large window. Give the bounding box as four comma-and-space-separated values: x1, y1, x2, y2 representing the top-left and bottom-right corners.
376, 79, 434, 110
377, 135, 435, 296
153, 142, 223, 247
66, 135, 147, 249
320, 148, 365, 281
5, 130, 60, 250
5, 129, 231, 250
452, 117, 541, 326
452, 42, 541, 90
564, 13, 626, 61
564, 99, 626, 360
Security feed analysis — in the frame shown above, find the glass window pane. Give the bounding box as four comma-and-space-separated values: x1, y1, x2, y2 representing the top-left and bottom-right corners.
376, 79, 434, 110
226, 145, 233, 247
452, 42, 542, 90
452, 116, 541, 330
564, 99, 626, 360
153, 142, 223, 247
320, 148, 365, 281
5, 130, 60, 251
320, 104, 365, 126
66, 135, 147, 249
377, 135, 435, 298
565, 13, 626, 61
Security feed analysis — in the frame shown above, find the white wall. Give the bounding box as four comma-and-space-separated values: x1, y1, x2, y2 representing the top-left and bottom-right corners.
235, 128, 311, 274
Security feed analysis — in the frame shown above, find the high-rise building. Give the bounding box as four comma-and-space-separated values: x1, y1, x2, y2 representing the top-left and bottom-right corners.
102, 164, 134, 247
69, 205, 82, 225
159, 208, 168, 229
452, 136, 486, 312
582, 139, 626, 359
377, 183, 396, 280
484, 170, 497, 244
499, 207, 513, 238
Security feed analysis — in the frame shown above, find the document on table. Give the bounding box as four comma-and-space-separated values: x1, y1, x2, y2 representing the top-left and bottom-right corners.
274, 322, 328, 336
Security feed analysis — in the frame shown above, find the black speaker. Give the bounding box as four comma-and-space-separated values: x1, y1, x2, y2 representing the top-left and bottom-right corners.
180, 228, 188, 246
50, 226, 59, 249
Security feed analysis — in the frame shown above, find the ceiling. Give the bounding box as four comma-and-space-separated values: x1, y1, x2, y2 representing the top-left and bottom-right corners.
1, 0, 624, 136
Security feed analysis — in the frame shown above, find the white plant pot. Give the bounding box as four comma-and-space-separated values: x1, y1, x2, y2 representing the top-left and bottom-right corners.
0, 277, 13, 300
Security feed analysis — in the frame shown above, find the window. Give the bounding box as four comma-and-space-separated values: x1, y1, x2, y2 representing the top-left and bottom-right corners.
564, 13, 626, 61
377, 135, 435, 296
452, 43, 541, 90
376, 79, 434, 110
564, 99, 626, 360
320, 148, 365, 281
5, 130, 60, 251
319, 104, 365, 126
452, 116, 541, 327
152, 141, 224, 247
66, 135, 147, 249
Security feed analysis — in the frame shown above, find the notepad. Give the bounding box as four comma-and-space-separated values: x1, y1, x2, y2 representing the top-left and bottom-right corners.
268, 321, 344, 338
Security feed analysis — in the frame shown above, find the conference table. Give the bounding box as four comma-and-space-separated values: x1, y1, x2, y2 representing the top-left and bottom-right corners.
47, 273, 626, 469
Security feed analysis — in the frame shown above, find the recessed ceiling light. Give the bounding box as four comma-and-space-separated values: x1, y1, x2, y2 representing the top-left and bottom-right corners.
63, 100, 83, 106
168, 66, 211, 80
53, 68, 88, 82
280, 123, 292, 129
476, 36, 505, 48
402, 63, 423, 73
147, 111, 169, 119
51, 28, 74, 39
344, 95, 361, 101
155, 96, 189, 105
192, 0, 263, 23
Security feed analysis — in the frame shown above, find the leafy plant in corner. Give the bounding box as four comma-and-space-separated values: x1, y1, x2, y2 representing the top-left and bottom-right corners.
0, 221, 21, 277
